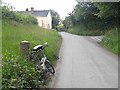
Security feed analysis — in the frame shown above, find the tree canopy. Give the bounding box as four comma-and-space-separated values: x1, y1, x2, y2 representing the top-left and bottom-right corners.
63, 2, 119, 30
50, 10, 60, 29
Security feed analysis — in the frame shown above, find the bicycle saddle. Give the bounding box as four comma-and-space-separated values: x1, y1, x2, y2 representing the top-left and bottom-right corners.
33, 45, 43, 51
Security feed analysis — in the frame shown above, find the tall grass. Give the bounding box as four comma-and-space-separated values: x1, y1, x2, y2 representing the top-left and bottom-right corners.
101, 28, 119, 55
2, 21, 62, 88
2, 21, 62, 63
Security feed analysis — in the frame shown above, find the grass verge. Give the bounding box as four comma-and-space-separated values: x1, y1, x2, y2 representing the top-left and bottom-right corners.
67, 25, 103, 36
101, 28, 119, 55
2, 21, 62, 88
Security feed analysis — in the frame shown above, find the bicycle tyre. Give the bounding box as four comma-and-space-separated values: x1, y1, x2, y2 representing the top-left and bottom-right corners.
45, 61, 55, 74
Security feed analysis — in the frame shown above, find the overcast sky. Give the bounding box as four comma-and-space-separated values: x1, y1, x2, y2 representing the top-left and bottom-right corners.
2, 0, 77, 20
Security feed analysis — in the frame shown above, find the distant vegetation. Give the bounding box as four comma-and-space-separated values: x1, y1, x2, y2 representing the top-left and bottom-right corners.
63, 2, 119, 55
2, 5, 62, 88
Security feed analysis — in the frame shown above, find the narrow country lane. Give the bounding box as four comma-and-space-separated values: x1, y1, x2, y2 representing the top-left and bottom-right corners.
49, 32, 118, 88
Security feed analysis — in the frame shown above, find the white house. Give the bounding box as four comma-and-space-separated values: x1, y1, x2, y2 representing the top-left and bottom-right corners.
20, 7, 52, 29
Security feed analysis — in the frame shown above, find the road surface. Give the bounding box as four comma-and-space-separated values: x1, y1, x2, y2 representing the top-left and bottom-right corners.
49, 32, 118, 88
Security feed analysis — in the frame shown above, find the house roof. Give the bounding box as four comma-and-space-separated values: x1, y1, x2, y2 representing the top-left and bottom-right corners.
19, 10, 50, 17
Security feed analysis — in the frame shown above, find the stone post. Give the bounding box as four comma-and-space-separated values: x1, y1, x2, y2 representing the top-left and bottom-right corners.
20, 41, 30, 56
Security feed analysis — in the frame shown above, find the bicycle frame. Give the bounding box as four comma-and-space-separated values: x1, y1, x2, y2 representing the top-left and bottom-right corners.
30, 42, 55, 75
36, 43, 51, 70
40, 49, 47, 70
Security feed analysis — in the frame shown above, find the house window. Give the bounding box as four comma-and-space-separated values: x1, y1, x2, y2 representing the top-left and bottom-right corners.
48, 24, 50, 28
42, 20, 44, 27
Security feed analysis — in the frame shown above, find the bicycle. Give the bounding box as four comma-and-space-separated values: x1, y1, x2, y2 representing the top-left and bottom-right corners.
29, 42, 55, 78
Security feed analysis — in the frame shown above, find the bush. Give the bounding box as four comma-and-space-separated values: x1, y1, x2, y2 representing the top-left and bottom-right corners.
2, 6, 38, 25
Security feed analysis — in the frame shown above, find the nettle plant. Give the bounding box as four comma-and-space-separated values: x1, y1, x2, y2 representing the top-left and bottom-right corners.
2, 52, 45, 88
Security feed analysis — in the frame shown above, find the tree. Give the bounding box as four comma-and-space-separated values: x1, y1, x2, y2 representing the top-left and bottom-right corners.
94, 2, 119, 19
63, 16, 73, 29
64, 2, 119, 31
94, 2, 120, 27
50, 10, 60, 29
68, 2, 100, 29
74, 2, 99, 23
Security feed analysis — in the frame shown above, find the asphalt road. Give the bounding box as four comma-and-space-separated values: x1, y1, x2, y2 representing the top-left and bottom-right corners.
49, 32, 118, 88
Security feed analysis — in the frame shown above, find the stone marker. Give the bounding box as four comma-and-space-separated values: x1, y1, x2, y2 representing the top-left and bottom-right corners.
20, 41, 30, 56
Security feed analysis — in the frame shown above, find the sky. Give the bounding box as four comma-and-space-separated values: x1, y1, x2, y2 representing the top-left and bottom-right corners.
2, 0, 77, 20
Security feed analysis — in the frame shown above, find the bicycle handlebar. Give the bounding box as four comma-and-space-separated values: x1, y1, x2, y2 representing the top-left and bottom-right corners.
43, 42, 48, 47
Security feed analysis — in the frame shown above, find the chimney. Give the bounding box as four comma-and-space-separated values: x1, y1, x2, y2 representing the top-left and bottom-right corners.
26, 8, 29, 11
31, 7, 34, 11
